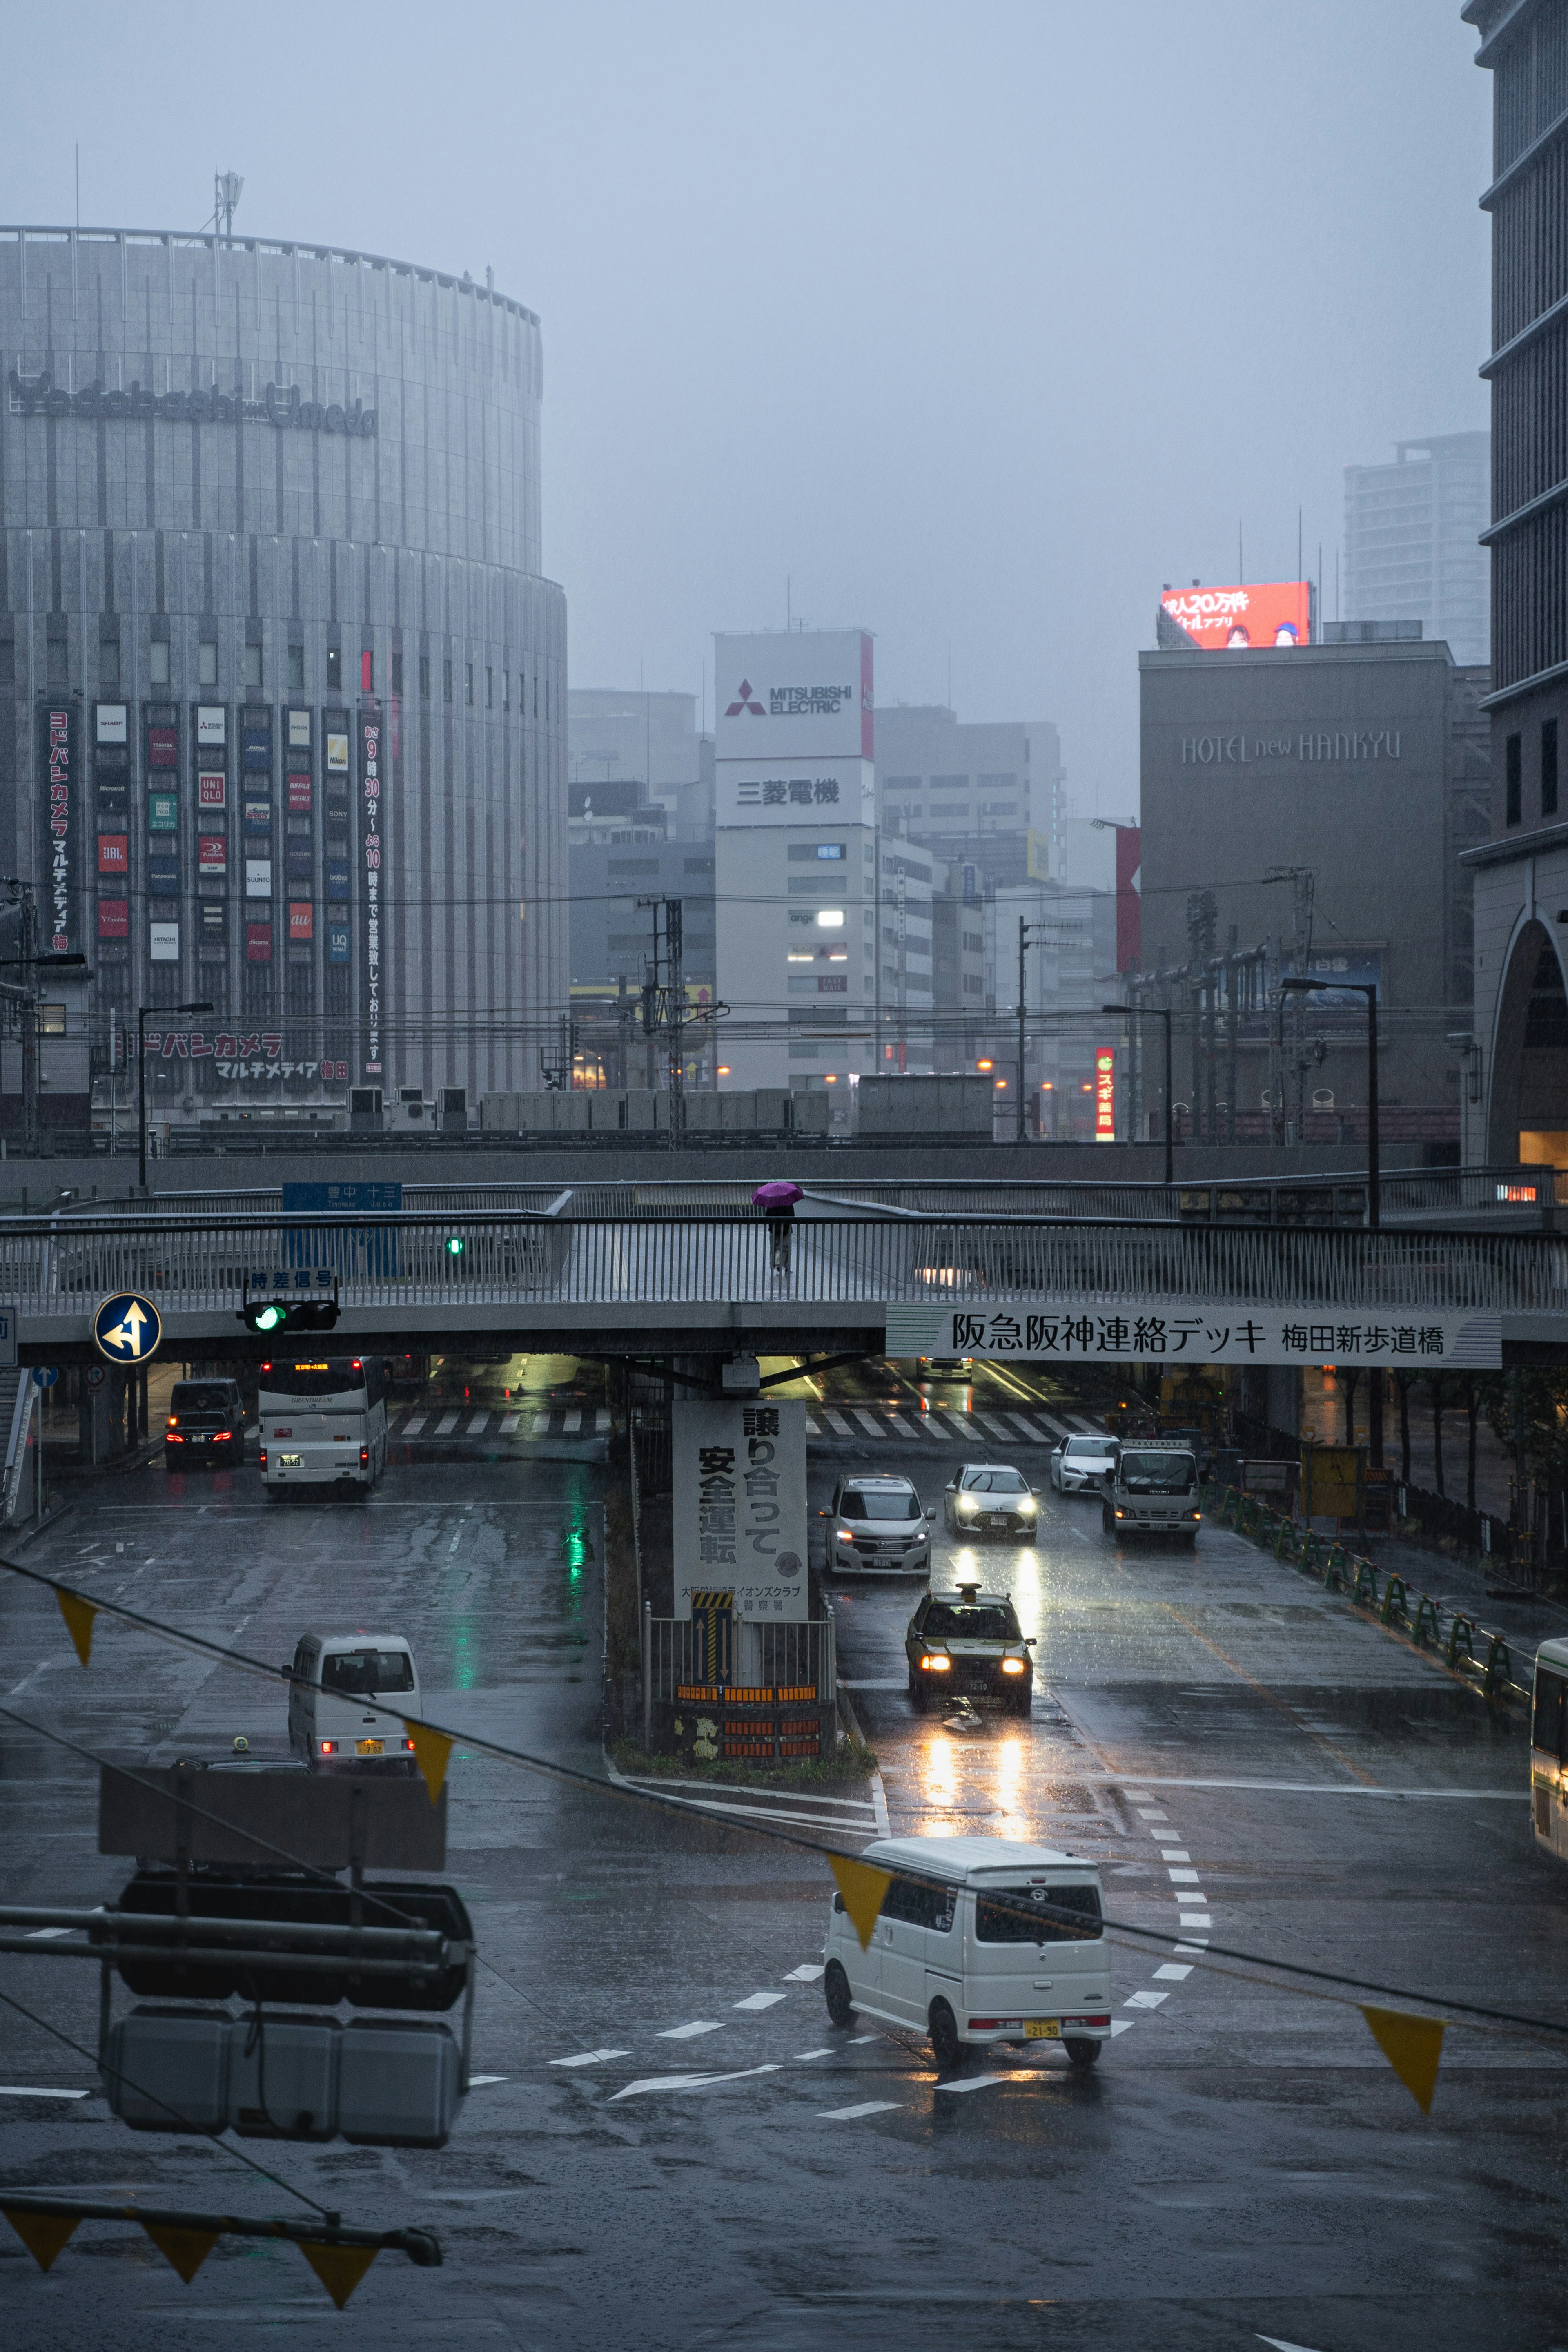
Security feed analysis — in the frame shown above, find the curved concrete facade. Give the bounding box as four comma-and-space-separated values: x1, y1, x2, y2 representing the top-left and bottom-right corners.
0, 224, 566, 1132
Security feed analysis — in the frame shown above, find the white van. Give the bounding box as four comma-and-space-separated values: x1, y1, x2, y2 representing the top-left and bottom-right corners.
286, 1634, 421, 1774
1531, 1637, 1568, 1857
823, 1835, 1111, 2069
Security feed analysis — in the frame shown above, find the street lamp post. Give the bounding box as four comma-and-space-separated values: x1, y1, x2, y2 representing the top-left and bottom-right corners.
1104, 1002, 1173, 1189
1281, 976, 1381, 1463
139, 1002, 213, 1193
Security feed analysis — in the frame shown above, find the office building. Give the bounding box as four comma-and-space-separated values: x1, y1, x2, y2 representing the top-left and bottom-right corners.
568, 688, 714, 837
712, 629, 876, 1097
1343, 433, 1491, 666
1140, 636, 1490, 1146
0, 221, 566, 1138
1461, 0, 1568, 1166
875, 704, 1065, 882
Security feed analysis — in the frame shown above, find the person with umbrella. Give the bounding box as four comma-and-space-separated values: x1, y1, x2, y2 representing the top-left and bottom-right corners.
753, 1179, 803, 1275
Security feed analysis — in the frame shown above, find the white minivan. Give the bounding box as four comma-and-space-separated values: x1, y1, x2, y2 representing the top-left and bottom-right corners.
287, 1633, 421, 1774
823, 1835, 1111, 2069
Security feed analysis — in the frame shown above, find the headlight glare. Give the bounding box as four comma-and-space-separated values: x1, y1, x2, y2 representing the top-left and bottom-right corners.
920, 1654, 951, 1672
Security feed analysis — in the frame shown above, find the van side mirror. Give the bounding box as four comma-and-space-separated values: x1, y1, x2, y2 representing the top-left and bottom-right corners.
925, 1505, 937, 1520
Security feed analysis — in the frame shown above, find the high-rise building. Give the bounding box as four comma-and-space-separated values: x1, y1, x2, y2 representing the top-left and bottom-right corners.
1460, 1, 1568, 1166
1343, 433, 1491, 666
567, 689, 713, 837
874, 705, 1065, 883
0, 222, 566, 1140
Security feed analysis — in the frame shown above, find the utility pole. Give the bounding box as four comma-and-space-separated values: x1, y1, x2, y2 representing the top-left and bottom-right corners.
1016, 917, 1047, 1143
18, 884, 36, 1157
639, 896, 722, 1146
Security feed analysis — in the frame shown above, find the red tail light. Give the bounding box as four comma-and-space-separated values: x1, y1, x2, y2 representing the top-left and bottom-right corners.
360, 1446, 369, 1467
259, 1448, 268, 1469
320, 1739, 336, 1755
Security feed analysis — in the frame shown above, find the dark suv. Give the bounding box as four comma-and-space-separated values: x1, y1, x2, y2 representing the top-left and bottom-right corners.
165, 1378, 245, 1470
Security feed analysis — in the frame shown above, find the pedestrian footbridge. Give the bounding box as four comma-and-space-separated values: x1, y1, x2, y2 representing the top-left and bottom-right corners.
3, 1189, 1564, 1368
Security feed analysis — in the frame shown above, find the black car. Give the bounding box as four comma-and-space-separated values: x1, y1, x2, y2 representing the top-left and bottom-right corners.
905, 1585, 1035, 1715
165, 1378, 245, 1470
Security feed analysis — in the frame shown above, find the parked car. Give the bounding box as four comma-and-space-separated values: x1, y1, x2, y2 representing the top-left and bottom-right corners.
825, 1474, 935, 1574
164, 1378, 245, 1471
1049, 1433, 1119, 1494
942, 1463, 1040, 1540
904, 1583, 1035, 1714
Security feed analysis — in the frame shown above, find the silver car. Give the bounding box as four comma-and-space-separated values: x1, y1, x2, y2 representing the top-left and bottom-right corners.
1050, 1433, 1119, 1494
826, 1473, 935, 1574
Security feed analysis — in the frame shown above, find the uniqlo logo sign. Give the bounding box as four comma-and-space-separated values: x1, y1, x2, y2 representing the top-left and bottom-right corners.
198, 771, 226, 809
1094, 1047, 1116, 1142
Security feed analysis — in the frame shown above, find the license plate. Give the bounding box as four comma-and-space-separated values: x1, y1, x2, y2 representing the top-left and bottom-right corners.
1025, 2020, 1060, 2040
356, 1738, 384, 1756
983, 1515, 1004, 1529
278, 1453, 302, 1467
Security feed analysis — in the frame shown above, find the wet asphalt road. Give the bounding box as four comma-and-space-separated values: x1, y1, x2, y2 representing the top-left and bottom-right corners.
0, 1370, 1564, 2352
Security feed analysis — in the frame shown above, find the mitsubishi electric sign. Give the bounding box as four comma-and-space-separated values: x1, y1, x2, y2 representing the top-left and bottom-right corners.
715, 631, 874, 763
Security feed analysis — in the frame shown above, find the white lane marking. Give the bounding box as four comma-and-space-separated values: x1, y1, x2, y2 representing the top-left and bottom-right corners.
734, 1991, 787, 2011
1138, 1810, 1169, 1821
1031, 1411, 1073, 1440
434, 1412, 459, 1436
1063, 1413, 1102, 1433
974, 1413, 1018, 1442
1167, 1868, 1201, 1883
848, 2035, 878, 2045
902, 1415, 944, 1439
784, 1964, 825, 1983
1125, 1989, 1168, 2010
806, 1416, 823, 1436
595, 1409, 610, 1431
1159, 1848, 1192, 1862
611, 2065, 783, 2102
820, 2100, 901, 2121
0, 2084, 92, 2099
656, 2020, 724, 2040
25, 1926, 71, 1941
1091, 1773, 1528, 1800
1180, 1913, 1213, 1928
794, 2047, 833, 2060
888, 1416, 931, 1442
467, 2074, 508, 2086
1109, 2019, 1136, 2038
935, 2074, 1011, 2095
617, 1776, 873, 1813
851, 1409, 884, 1437
468, 1413, 490, 1434
1174, 1942, 1209, 1955
548, 2049, 632, 2068
562, 1409, 582, 1433
1123, 1789, 1154, 1800
1258, 2340, 1330, 2352
531, 1413, 550, 1436
841, 1679, 907, 1691
499, 1413, 519, 1434
823, 1409, 854, 1436
1153, 1964, 1193, 1982
1001, 1413, 1052, 1445
936, 1413, 976, 1441
870, 1769, 891, 1837
401, 1414, 426, 1436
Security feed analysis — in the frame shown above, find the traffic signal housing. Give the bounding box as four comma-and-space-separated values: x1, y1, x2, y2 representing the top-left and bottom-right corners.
238, 1297, 340, 1334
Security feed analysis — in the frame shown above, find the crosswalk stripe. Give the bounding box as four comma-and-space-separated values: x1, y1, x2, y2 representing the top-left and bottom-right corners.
595, 1408, 611, 1431
1032, 1410, 1073, 1440
468, 1412, 490, 1434
935, 1413, 976, 1442
401, 1414, 425, 1436
850, 1409, 884, 1437
1064, 1412, 1102, 1434
974, 1413, 1019, 1444
562, 1409, 582, 1434
531, 1413, 550, 1436
1001, 1412, 1053, 1445
499, 1413, 519, 1434
886, 1416, 927, 1441
822, 1409, 854, 1435
805, 1416, 823, 1436
904, 1416, 946, 1438
434, 1412, 459, 1436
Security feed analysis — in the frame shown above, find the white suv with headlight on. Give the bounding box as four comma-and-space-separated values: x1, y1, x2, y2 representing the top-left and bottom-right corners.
825, 1474, 935, 1574
942, 1463, 1040, 1541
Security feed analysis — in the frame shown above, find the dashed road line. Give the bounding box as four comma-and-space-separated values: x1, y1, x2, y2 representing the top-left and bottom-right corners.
657, 2020, 724, 2040
612, 2065, 782, 2102
734, 1991, 787, 2011
935, 2073, 1012, 2095
820, 2100, 901, 2121
549, 2049, 630, 2068
0, 2085, 91, 2099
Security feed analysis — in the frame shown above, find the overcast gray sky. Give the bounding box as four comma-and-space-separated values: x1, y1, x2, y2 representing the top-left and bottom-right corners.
2, 2, 1492, 815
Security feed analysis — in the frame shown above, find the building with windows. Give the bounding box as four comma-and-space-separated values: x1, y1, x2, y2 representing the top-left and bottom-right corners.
874, 704, 1065, 883
1460, 3, 1568, 1166
1343, 433, 1491, 667
568, 689, 713, 838
0, 222, 566, 1138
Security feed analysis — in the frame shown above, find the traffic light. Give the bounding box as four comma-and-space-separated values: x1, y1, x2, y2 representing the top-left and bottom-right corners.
238, 1297, 340, 1333
444, 1235, 465, 1259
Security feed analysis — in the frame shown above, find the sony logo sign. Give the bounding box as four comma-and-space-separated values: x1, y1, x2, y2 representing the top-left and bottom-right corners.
7, 369, 377, 437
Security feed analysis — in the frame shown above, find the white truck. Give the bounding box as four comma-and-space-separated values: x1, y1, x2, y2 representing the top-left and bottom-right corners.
1100, 1439, 1203, 1545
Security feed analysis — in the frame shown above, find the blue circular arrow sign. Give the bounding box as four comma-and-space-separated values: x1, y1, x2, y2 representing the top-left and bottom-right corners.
92, 1292, 163, 1365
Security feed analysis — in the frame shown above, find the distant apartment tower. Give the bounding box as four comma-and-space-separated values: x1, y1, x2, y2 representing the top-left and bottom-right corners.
1343, 433, 1490, 665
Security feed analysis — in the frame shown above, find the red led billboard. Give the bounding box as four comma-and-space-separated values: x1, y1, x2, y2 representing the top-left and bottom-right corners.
1159, 581, 1310, 651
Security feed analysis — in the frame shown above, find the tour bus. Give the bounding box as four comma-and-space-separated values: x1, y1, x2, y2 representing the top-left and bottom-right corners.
258, 1357, 389, 1498
1531, 1637, 1568, 1857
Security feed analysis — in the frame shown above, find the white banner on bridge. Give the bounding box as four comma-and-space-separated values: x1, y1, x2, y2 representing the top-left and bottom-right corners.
672, 1399, 808, 1621
885, 1303, 1503, 1370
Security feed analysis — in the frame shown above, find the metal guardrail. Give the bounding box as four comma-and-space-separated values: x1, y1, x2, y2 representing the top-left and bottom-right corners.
639, 1609, 837, 1758
0, 1213, 1561, 1342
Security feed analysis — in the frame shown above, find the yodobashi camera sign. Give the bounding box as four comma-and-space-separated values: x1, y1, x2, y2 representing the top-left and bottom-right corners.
715, 631, 874, 763
673, 1400, 808, 1621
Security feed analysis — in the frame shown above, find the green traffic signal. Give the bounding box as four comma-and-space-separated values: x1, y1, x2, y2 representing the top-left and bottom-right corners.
254, 1302, 285, 1332
445, 1235, 465, 1257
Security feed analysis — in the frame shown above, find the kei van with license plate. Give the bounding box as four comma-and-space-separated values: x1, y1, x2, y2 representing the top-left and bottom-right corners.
822, 1835, 1111, 2069
287, 1633, 422, 1775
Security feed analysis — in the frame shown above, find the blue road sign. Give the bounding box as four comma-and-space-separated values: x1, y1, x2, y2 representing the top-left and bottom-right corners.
31, 1365, 58, 1388
92, 1293, 163, 1365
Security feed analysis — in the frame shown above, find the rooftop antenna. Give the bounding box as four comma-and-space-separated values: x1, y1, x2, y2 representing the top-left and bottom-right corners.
214, 172, 243, 238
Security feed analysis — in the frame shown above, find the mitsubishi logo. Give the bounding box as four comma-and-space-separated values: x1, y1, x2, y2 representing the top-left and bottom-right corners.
725, 678, 765, 718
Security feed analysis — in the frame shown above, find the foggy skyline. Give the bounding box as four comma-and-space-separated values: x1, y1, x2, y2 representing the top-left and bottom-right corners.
1, 2, 1492, 816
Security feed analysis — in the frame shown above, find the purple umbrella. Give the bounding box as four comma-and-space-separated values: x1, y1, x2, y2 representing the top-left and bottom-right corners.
752, 1181, 804, 1208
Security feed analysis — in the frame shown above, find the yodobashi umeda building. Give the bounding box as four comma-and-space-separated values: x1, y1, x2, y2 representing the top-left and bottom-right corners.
0, 223, 566, 1138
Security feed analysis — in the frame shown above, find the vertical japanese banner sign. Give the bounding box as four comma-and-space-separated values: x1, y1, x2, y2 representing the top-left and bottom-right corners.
39, 702, 76, 952
1094, 1046, 1116, 1142
360, 712, 383, 1075
672, 1400, 808, 1622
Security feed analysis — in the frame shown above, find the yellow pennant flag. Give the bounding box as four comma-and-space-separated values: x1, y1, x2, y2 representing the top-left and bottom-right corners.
404, 1720, 452, 1805
2, 2205, 80, 2274
298, 2238, 379, 2309
829, 1853, 892, 1952
55, 1586, 98, 1668
142, 2223, 219, 2283
1361, 2004, 1446, 2114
